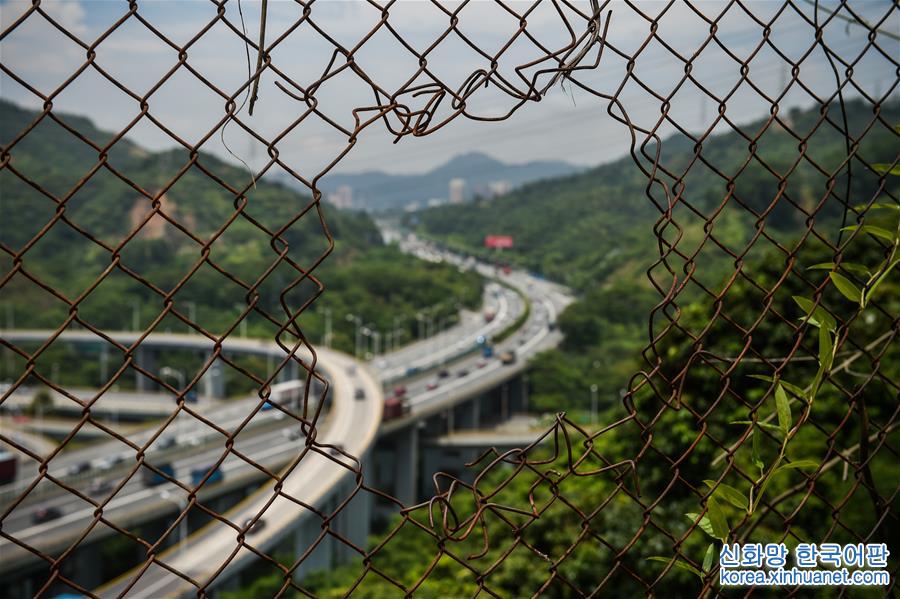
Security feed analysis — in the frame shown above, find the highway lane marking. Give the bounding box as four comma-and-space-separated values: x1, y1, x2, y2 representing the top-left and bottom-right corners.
379, 286, 511, 379
117, 356, 380, 597
1, 419, 332, 542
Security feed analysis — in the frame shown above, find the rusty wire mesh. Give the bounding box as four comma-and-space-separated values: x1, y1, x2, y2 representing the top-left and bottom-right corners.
0, 0, 898, 597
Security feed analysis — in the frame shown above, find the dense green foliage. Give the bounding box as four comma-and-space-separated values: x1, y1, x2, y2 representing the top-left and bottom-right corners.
255, 100, 898, 596
411, 99, 900, 413
226, 215, 899, 598
410, 100, 900, 293
0, 99, 482, 392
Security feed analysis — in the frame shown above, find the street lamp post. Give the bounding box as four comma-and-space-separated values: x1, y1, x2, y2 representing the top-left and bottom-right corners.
234, 304, 248, 338
415, 312, 425, 341
392, 316, 404, 351
131, 300, 140, 332
346, 314, 363, 358
590, 384, 598, 426
160, 491, 188, 557
186, 301, 196, 333
160, 366, 188, 441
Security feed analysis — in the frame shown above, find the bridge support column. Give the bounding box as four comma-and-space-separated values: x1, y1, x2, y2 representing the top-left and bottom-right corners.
457, 396, 481, 430
293, 503, 333, 579
134, 346, 157, 392
395, 425, 419, 504
278, 356, 300, 383
64, 538, 103, 590
202, 355, 226, 399
99, 343, 110, 386
333, 458, 373, 561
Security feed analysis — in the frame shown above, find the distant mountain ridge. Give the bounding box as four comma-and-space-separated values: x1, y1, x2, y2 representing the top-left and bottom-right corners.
286, 151, 580, 213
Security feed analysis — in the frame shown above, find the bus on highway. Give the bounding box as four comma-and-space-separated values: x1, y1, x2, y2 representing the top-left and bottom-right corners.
142, 463, 175, 487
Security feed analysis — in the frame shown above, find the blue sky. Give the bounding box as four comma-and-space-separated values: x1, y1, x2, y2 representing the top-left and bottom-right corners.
1, 0, 897, 178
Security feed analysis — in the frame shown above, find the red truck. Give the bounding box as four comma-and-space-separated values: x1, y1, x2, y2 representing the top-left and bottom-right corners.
0, 450, 18, 486
383, 396, 408, 421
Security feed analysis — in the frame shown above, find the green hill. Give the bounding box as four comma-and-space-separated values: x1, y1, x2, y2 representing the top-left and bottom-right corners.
408, 99, 899, 410
0, 99, 482, 391
409, 99, 900, 293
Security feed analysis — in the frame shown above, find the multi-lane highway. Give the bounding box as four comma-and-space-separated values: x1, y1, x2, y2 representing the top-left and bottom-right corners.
0, 232, 573, 597
0, 339, 382, 583
97, 350, 382, 598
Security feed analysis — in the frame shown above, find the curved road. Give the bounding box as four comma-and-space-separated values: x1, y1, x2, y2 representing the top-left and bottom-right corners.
0, 240, 573, 596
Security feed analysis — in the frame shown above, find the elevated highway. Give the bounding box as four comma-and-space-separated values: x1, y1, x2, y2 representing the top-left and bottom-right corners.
0, 239, 573, 597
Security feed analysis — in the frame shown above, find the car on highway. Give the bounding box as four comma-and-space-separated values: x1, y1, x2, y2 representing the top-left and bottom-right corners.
87, 478, 113, 496
282, 427, 304, 441
69, 461, 91, 476
499, 351, 517, 365
157, 435, 176, 450
142, 463, 175, 487
95, 454, 126, 470
437, 369, 450, 379
393, 385, 407, 397
243, 517, 266, 535
32, 506, 62, 524
457, 369, 470, 378
328, 444, 345, 457
190, 465, 223, 486
354, 388, 365, 400
425, 381, 439, 391
475, 360, 487, 369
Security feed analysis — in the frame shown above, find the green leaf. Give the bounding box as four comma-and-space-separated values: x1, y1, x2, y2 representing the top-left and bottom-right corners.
775, 459, 820, 472
829, 272, 862, 303
872, 163, 900, 176
775, 383, 791, 434
793, 296, 836, 331
752, 428, 763, 475
747, 375, 806, 399
730, 419, 784, 435
686, 512, 715, 538
864, 257, 900, 306
704, 480, 749, 510
841, 224, 895, 241
818, 326, 834, 373
647, 557, 703, 579
705, 497, 730, 541
866, 202, 900, 212
807, 262, 871, 277
703, 543, 716, 574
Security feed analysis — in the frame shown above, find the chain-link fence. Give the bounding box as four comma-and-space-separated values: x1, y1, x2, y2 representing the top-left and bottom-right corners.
1, 0, 897, 597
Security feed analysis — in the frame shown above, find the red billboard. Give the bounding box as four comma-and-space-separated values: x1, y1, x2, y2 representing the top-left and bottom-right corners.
484, 235, 514, 249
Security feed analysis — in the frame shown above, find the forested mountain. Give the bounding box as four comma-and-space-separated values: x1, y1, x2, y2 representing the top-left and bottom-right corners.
0, 99, 482, 377
230, 101, 899, 597
407, 99, 900, 412
409, 99, 900, 292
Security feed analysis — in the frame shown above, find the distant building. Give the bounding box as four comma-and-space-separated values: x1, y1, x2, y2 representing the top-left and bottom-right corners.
327, 185, 353, 209
449, 178, 465, 204
427, 198, 444, 207
404, 201, 421, 212
488, 180, 511, 197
